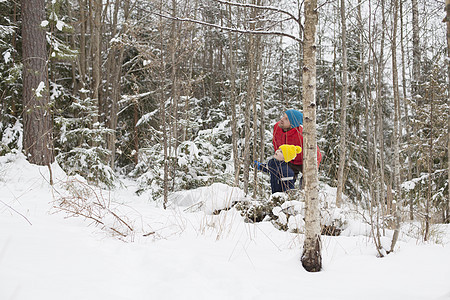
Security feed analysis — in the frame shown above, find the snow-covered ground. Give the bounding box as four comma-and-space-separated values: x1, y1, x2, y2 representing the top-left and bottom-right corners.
1, 153, 449, 300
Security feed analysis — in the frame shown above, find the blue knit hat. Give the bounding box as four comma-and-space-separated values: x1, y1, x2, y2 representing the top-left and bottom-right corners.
285, 109, 303, 128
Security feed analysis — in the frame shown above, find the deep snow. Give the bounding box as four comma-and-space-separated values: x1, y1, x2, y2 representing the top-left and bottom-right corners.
1, 153, 449, 300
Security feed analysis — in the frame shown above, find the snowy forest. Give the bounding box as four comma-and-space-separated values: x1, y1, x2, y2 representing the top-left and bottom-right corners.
1, 0, 450, 286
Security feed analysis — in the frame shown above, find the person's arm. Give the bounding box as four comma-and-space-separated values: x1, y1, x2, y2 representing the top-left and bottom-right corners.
254, 160, 269, 173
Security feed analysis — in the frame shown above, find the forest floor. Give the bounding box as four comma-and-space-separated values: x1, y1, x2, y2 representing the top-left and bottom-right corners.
1, 153, 449, 300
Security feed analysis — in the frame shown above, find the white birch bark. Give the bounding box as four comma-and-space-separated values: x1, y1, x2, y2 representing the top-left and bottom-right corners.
389, 0, 402, 253
446, 0, 450, 223
301, 0, 322, 272
336, 0, 349, 208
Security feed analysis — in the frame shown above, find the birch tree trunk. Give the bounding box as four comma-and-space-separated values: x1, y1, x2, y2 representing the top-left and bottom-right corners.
446, 0, 450, 223
336, 0, 349, 208
400, 0, 414, 220
22, 0, 54, 166
445, 0, 450, 223
301, 0, 322, 273
358, 0, 374, 211
389, 0, 402, 253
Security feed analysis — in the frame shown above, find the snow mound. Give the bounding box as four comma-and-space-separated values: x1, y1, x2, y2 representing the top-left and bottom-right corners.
167, 182, 246, 214
0, 152, 68, 187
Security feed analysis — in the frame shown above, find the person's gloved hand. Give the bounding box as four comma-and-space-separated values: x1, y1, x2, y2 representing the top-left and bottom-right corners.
254, 160, 262, 170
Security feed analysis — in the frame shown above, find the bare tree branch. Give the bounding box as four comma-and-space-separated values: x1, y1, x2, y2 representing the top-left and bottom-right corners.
143, 8, 303, 43
212, 0, 300, 24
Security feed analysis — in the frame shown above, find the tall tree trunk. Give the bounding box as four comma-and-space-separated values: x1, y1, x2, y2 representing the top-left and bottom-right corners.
104, 0, 118, 168
410, 0, 421, 220
332, 36, 337, 119
22, 0, 54, 166
103, 0, 117, 119
446, 0, 450, 224
182, 0, 199, 144
9, 1, 18, 116
336, 0, 349, 208
243, 4, 258, 195
259, 68, 266, 191
400, 0, 414, 220
105, 0, 130, 169
358, 0, 374, 211
90, 0, 102, 126
301, 0, 322, 273
389, 0, 402, 253
367, 0, 384, 256
227, 5, 240, 186
170, 0, 179, 190
133, 98, 139, 165
67, 3, 79, 96
257, 28, 266, 196
377, 0, 387, 237
158, 4, 169, 209
424, 87, 433, 241
11, 1, 17, 61
78, 0, 87, 98
252, 1, 263, 198
411, 0, 421, 104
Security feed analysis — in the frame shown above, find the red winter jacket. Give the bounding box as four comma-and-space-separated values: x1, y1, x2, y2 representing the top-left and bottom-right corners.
272, 121, 322, 166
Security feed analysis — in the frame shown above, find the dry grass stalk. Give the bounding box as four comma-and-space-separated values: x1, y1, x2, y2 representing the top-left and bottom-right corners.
52, 178, 134, 240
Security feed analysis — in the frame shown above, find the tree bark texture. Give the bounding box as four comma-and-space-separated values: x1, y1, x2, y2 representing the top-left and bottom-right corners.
389, 0, 402, 253
336, 0, 349, 208
78, 0, 87, 96
400, 0, 414, 221
301, 0, 322, 273
105, 0, 130, 169
358, 0, 374, 211
446, 0, 450, 223
252, 1, 263, 198
243, 5, 258, 195
170, 0, 179, 189
374, 0, 387, 243
91, 0, 102, 126
158, 4, 169, 209
411, 0, 421, 104
424, 87, 433, 241
410, 0, 421, 220
227, 27, 240, 186
22, 0, 54, 166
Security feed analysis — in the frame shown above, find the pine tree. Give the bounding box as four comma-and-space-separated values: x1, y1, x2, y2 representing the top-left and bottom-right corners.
22, 0, 54, 166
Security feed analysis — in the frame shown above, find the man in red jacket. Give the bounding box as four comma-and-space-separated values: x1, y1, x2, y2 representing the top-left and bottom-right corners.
272, 109, 322, 188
